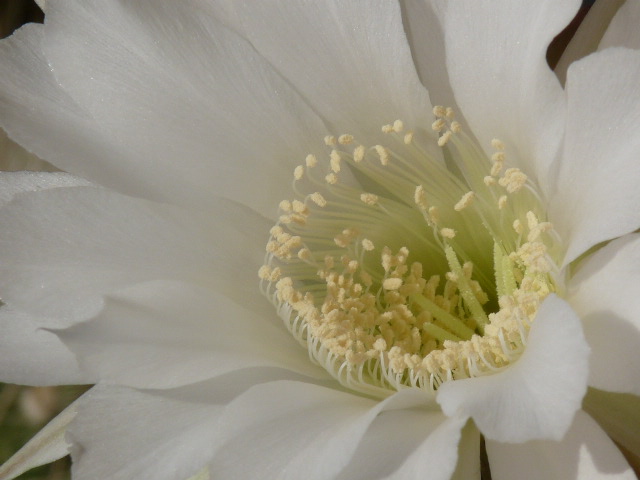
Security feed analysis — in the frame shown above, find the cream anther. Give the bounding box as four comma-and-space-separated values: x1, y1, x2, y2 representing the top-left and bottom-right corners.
383, 278, 403, 290
491, 152, 506, 163
440, 228, 456, 239
353, 145, 365, 163
305, 154, 318, 168
360, 193, 379, 206
490, 161, 504, 177
375, 145, 389, 165
432, 119, 446, 132
498, 195, 507, 209
414, 185, 428, 210
393, 120, 404, 133
279, 200, 292, 212
404, 132, 414, 145
484, 176, 497, 186
433, 105, 447, 117
361, 238, 375, 251
499, 168, 528, 193
450, 121, 461, 133
445, 107, 455, 119
437, 131, 452, 147
324, 135, 337, 146
338, 134, 354, 145
491, 138, 505, 150
330, 150, 341, 172
513, 219, 524, 234
293, 165, 304, 180
325, 173, 338, 184
454, 191, 475, 211
310, 192, 327, 207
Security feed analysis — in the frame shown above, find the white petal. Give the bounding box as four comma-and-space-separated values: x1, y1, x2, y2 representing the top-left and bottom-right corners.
0, 171, 89, 207
437, 295, 590, 443
600, 0, 640, 50
284, 389, 435, 480
57, 280, 324, 389
67, 384, 222, 480
210, 381, 379, 479
584, 388, 640, 462
0, 186, 269, 321
0, 128, 55, 172
334, 407, 453, 480
39, 0, 328, 216
0, 26, 137, 197
0, 392, 80, 480
433, 0, 580, 187
0, 305, 90, 385
554, 0, 626, 85
550, 49, 640, 265
567, 234, 640, 395
216, 0, 434, 142
380, 416, 467, 480
451, 422, 481, 480
486, 410, 636, 480
400, 0, 456, 110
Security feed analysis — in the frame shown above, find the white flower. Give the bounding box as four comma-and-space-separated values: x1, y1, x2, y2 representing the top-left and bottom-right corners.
1, 0, 640, 479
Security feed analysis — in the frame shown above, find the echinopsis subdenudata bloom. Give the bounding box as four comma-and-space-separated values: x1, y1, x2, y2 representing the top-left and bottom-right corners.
0, 1, 639, 479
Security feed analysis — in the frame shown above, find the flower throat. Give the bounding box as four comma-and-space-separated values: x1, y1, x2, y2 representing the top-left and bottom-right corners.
259, 107, 560, 399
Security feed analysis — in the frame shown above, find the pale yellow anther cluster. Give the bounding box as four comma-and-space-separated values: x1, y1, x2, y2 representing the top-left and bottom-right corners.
360, 193, 379, 206
278, 198, 309, 225
334, 227, 360, 248
432, 105, 457, 146
260, 111, 558, 396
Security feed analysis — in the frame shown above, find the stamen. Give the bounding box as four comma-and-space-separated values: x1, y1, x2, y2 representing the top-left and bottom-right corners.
261, 113, 555, 397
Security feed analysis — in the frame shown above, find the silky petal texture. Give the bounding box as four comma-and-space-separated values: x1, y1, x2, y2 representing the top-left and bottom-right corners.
380, 416, 467, 480
486, 410, 636, 480
210, 383, 438, 480
432, 0, 579, 188
0, 186, 270, 321
67, 385, 222, 480
437, 295, 590, 443
0, 305, 90, 386
333, 407, 453, 480
450, 422, 481, 480
550, 49, 640, 265
0, 393, 79, 480
599, 0, 640, 50
554, 0, 626, 85
0, 171, 89, 206
567, 234, 640, 395
399, 0, 456, 110
57, 280, 324, 389
584, 389, 640, 462
1, 6, 328, 218
215, 0, 436, 144
43, 0, 329, 217
0, 129, 56, 172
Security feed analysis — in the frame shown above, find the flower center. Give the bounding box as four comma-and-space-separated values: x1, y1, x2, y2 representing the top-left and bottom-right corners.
260, 107, 561, 399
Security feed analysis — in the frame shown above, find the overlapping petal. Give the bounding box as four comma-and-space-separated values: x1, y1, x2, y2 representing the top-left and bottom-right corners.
567, 234, 640, 395
57, 280, 325, 389
486, 411, 635, 479
430, 0, 580, 188
436, 295, 589, 443
214, 0, 435, 145
551, 48, 640, 264
0, 186, 269, 321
